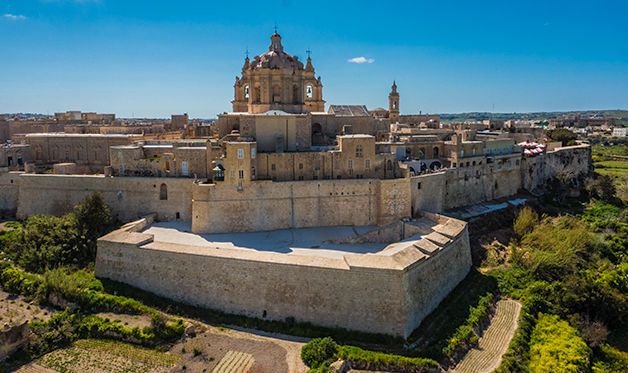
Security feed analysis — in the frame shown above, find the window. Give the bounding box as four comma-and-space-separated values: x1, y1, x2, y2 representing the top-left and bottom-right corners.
271, 164, 276, 171
159, 184, 168, 200
466, 162, 470, 167
348, 159, 353, 169
472, 161, 476, 166
237, 148, 244, 159
298, 175, 304, 180
417, 182, 422, 190
244, 85, 249, 99
453, 162, 457, 167
238, 170, 244, 179
419, 148, 425, 159
299, 163, 303, 170
181, 161, 189, 176
356, 145, 363, 158
433, 147, 439, 158
251, 147, 256, 159
365, 160, 370, 169
306, 85, 313, 98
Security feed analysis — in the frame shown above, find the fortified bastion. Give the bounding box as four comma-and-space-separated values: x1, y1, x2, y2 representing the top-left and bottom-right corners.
96, 213, 471, 338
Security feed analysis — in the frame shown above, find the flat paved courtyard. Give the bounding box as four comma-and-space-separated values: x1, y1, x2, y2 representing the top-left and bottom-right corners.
143, 221, 422, 259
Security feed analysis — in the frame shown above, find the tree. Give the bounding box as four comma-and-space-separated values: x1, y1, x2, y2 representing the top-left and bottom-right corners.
73, 192, 112, 242
547, 128, 578, 146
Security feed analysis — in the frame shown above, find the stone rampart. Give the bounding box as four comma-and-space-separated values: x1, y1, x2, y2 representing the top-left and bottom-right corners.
95, 214, 472, 338
0, 172, 19, 215
522, 144, 592, 194
191, 178, 411, 233
16, 174, 193, 221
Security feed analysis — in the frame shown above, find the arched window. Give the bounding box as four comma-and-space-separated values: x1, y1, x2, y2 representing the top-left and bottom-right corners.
244, 85, 249, 99
433, 147, 439, 158
306, 85, 313, 98
312, 123, 324, 146
418, 148, 426, 160
356, 145, 363, 158
159, 183, 168, 200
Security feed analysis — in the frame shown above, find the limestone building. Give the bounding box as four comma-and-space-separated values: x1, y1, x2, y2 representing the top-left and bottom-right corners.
231, 32, 324, 114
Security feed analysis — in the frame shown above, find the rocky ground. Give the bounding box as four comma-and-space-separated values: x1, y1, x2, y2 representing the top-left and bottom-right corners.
1, 291, 52, 329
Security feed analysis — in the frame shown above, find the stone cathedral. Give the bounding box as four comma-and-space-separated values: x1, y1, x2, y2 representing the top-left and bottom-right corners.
231, 32, 325, 114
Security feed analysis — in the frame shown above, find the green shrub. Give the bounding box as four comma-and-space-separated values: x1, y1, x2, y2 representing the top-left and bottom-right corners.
1, 193, 114, 273
301, 337, 338, 368
0, 264, 45, 299
337, 345, 439, 371
27, 309, 185, 360
592, 344, 628, 372
514, 207, 539, 238
529, 314, 591, 372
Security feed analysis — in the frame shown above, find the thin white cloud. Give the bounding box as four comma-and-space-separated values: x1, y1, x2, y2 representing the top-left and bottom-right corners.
348, 56, 374, 64
3, 13, 27, 21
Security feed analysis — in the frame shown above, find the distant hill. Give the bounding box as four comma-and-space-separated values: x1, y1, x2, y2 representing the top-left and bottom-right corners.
438, 110, 628, 124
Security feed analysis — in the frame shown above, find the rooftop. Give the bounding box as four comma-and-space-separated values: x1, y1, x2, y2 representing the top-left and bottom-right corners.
102, 214, 467, 270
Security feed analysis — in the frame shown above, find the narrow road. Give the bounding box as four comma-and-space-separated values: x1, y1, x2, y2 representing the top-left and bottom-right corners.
452, 299, 522, 373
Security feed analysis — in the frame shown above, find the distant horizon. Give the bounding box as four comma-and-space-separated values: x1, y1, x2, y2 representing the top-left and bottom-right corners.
3, 108, 628, 121
2, 1, 627, 117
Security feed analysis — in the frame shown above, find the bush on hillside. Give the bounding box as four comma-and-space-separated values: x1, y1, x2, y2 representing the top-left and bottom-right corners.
529, 314, 591, 372
514, 207, 539, 239
0, 193, 113, 273
301, 337, 338, 368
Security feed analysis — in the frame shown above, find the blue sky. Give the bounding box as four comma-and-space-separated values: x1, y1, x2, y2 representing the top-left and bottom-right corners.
1, 0, 627, 118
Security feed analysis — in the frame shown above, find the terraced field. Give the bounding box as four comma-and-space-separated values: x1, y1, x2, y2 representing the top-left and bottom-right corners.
211, 350, 255, 372
35, 339, 180, 373
453, 299, 522, 373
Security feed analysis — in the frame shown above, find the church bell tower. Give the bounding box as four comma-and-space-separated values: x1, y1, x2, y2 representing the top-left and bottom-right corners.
388, 81, 400, 123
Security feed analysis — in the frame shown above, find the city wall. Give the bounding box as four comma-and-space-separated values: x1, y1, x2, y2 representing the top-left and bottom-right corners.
0, 172, 19, 215
191, 178, 411, 233
521, 144, 592, 193
96, 215, 471, 338
15, 174, 194, 221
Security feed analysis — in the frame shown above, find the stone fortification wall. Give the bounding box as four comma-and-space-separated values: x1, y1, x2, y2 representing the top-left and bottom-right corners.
96, 215, 471, 338
522, 144, 592, 194
411, 146, 590, 213
0, 172, 19, 215
442, 155, 521, 210
410, 156, 520, 213
16, 174, 193, 221
191, 178, 411, 234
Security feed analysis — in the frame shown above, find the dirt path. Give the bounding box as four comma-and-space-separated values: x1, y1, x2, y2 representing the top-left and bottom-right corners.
452, 299, 522, 373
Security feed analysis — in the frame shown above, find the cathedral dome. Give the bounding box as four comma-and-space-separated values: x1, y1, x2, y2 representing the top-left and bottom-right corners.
251, 32, 304, 70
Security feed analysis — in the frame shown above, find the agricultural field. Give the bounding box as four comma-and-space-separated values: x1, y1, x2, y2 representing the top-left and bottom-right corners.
37, 339, 180, 373
452, 299, 522, 373
594, 160, 628, 176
